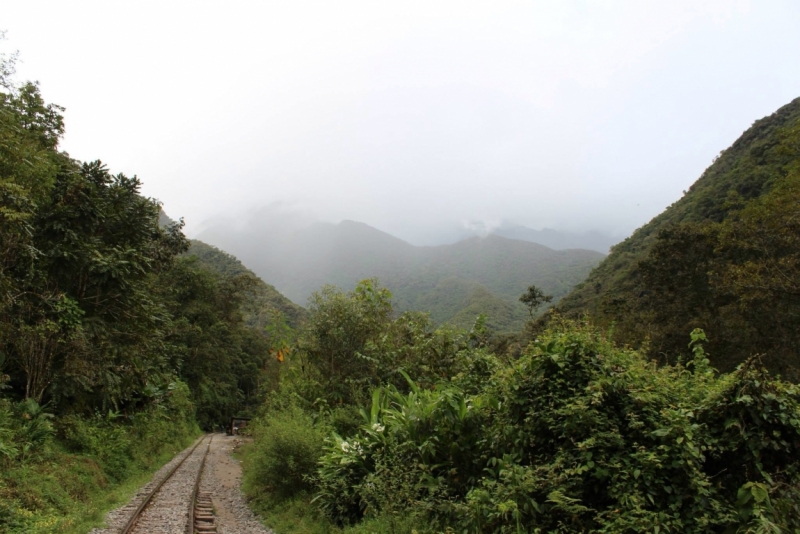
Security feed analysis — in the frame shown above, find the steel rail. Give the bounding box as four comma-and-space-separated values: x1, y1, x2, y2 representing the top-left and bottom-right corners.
119, 434, 208, 534
187, 434, 214, 534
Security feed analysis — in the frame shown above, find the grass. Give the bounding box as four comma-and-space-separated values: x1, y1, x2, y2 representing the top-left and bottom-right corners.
0, 431, 200, 533
64, 436, 198, 533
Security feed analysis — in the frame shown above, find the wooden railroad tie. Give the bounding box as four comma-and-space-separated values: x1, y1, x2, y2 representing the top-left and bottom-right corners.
194, 491, 216, 533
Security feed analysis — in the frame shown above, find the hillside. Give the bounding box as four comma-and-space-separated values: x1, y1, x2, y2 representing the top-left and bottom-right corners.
186, 240, 307, 328
198, 221, 604, 332
557, 96, 800, 376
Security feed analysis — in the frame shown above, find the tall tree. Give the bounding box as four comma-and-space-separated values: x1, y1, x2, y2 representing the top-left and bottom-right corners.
519, 284, 553, 317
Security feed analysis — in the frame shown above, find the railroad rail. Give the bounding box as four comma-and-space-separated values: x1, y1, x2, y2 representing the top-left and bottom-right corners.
189, 437, 215, 533
120, 434, 217, 534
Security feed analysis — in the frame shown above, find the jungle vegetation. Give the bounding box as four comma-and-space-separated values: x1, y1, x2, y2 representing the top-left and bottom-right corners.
556, 97, 800, 379
2, 42, 800, 534
241, 97, 800, 533
0, 58, 287, 530
242, 283, 800, 533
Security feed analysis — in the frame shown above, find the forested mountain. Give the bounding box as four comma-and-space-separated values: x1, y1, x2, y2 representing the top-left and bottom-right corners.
198, 220, 604, 331
186, 240, 307, 328
557, 96, 800, 377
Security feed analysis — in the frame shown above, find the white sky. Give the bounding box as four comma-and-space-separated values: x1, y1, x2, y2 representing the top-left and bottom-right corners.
4, 1, 800, 244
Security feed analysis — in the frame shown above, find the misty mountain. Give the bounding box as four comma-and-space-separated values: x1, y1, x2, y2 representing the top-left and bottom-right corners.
198, 220, 604, 332
491, 226, 620, 253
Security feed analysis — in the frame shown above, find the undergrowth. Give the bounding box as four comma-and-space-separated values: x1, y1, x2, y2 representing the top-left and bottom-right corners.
0, 381, 199, 533
240, 461, 428, 534
241, 315, 800, 533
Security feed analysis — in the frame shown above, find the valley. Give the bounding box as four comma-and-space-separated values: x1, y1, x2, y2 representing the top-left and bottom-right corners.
1, 13, 800, 533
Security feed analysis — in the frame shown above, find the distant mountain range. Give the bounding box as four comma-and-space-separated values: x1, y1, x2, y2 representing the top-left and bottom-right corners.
197, 219, 605, 332
491, 226, 619, 253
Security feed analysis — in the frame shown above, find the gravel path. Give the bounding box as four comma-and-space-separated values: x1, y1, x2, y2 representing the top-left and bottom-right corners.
199, 435, 273, 534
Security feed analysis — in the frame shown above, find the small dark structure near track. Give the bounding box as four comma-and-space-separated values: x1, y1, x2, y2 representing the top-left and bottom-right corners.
229, 416, 251, 435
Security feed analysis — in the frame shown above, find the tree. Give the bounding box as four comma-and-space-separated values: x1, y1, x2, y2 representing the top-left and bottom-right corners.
156, 257, 272, 428
1, 77, 193, 407
297, 279, 393, 404
519, 284, 552, 317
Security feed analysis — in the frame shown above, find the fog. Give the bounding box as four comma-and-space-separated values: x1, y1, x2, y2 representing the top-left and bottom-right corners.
4, 1, 800, 245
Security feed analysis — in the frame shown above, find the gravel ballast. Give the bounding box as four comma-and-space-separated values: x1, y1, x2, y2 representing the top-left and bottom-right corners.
90, 434, 272, 534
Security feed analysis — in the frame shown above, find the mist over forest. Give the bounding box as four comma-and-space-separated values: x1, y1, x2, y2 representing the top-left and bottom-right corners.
193, 216, 605, 332
3, 2, 800, 533
195, 203, 621, 253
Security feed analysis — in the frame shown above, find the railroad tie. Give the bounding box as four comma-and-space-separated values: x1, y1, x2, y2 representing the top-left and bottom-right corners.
194, 491, 217, 533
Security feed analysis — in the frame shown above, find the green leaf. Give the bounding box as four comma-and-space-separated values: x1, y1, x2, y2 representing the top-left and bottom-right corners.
751, 483, 769, 504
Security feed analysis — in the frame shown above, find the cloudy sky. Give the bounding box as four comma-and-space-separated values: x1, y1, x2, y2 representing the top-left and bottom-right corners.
4, 1, 800, 244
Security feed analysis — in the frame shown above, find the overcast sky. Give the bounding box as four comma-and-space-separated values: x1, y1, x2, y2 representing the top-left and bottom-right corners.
4, 1, 800, 245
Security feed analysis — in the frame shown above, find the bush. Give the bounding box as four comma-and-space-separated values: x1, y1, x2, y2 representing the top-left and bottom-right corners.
329, 405, 363, 438
314, 319, 800, 533
57, 380, 197, 483
0, 398, 54, 466
245, 404, 329, 499
315, 381, 485, 526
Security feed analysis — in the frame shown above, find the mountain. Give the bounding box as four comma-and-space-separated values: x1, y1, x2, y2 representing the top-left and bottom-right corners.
185, 240, 307, 329
197, 220, 604, 332
556, 96, 800, 376
492, 226, 619, 253
159, 210, 307, 328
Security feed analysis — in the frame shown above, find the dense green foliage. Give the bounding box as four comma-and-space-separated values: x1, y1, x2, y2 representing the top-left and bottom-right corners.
557, 98, 800, 377
246, 405, 330, 500
315, 321, 800, 532
155, 256, 278, 428
0, 60, 287, 421
287, 279, 495, 408
0, 76, 189, 410
200, 219, 605, 332
244, 291, 800, 532
0, 55, 286, 529
241, 279, 496, 532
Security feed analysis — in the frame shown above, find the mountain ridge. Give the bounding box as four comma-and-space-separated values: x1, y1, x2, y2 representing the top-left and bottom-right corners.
185, 240, 308, 328
492, 226, 619, 253
198, 219, 605, 332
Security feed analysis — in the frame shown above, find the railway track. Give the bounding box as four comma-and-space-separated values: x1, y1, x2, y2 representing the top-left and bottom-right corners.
120, 434, 218, 534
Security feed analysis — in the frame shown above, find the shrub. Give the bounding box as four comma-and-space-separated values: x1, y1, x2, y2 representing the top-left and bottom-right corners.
315, 381, 485, 525
57, 380, 197, 483
314, 319, 800, 533
0, 380, 198, 532
246, 405, 329, 499
0, 398, 54, 467
329, 405, 364, 438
